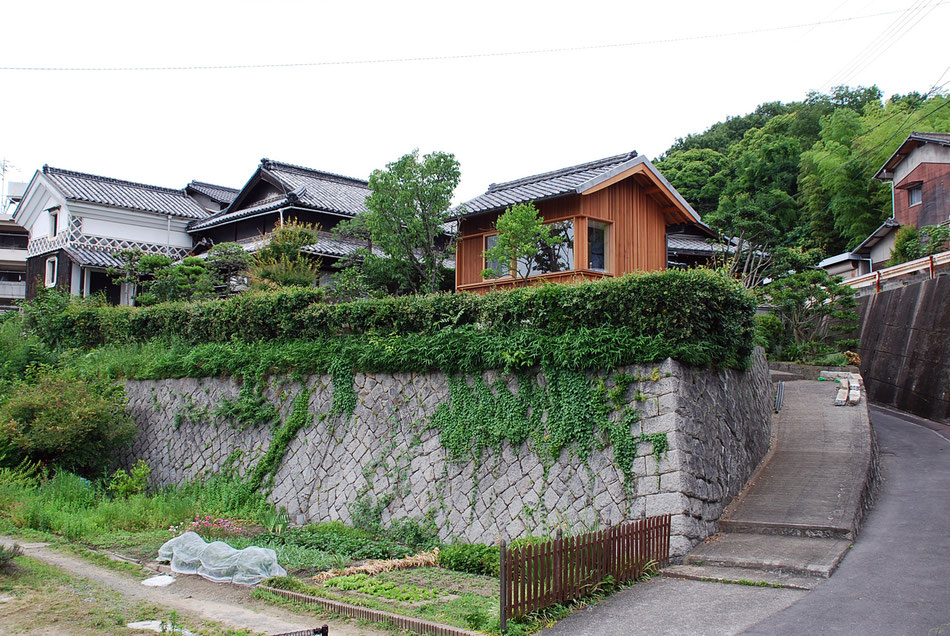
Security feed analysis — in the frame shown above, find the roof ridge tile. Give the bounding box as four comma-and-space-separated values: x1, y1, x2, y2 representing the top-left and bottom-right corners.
43, 165, 189, 197
260, 158, 369, 187
487, 150, 637, 193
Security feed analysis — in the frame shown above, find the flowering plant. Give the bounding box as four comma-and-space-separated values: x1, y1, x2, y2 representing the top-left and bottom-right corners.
169, 514, 242, 538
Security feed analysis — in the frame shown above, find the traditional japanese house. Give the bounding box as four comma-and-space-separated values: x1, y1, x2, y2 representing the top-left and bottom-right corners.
453, 151, 704, 293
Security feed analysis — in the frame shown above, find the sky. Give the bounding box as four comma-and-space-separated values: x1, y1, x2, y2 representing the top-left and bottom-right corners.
0, 0, 947, 206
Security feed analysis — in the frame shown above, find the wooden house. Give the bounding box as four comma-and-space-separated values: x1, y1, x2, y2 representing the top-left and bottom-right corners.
187, 159, 375, 283
453, 151, 704, 293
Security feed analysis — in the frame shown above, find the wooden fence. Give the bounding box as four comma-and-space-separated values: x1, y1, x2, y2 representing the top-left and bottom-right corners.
499, 515, 671, 631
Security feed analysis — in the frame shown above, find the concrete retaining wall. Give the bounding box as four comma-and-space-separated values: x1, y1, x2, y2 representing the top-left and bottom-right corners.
857, 275, 950, 422
122, 352, 772, 556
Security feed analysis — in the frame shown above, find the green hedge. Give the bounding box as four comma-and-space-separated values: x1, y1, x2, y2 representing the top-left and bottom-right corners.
26, 270, 757, 370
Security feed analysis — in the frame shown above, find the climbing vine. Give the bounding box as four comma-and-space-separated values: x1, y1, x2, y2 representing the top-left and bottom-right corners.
328, 362, 357, 420
247, 386, 314, 491
430, 367, 668, 485
215, 376, 279, 430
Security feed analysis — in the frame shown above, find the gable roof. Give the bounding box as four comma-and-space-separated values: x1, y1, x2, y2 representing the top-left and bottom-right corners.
186, 180, 239, 205
41, 166, 209, 219
456, 151, 701, 225
189, 158, 370, 232
874, 131, 950, 181
852, 217, 900, 255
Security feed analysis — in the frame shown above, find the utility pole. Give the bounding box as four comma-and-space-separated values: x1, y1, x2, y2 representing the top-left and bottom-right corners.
0, 158, 15, 213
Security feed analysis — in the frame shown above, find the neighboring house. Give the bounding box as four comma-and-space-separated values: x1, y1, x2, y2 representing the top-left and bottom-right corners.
666, 223, 722, 269
15, 166, 211, 303
874, 131, 950, 229
187, 159, 373, 282
0, 212, 28, 311
453, 151, 705, 293
821, 131, 950, 279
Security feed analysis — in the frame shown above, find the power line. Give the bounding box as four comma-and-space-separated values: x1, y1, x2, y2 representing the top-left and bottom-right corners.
828, 0, 942, 90
821, 0, 930, 90
0, 4, 947, 73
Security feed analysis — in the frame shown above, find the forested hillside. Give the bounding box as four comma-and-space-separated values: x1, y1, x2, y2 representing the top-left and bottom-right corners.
655, 86, 950, 256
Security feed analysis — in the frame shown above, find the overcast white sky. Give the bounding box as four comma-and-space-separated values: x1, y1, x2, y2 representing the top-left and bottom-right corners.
0, 0, 947, 205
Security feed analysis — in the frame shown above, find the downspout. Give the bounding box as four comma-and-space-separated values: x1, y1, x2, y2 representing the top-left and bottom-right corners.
166, 215, 171, 257
279, 208, 284, 227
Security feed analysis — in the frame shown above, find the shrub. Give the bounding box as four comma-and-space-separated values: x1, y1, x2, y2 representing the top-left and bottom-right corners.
23, 269, 757, 370
107, 459, 151, 498
0, 375, 134, 477
753, 313, 784, 355
437, 542, 499, 576
0, 542, 22, 570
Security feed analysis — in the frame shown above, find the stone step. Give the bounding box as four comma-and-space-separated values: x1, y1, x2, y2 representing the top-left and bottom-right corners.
682, 533, 852, 578
718, 519, 852, 540
662, 564, 823, 590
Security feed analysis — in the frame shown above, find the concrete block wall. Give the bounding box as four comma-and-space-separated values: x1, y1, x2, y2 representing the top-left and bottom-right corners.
122, 351, 772, 556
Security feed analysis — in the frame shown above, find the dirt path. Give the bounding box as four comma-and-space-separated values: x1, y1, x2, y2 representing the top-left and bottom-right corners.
0, 537, 386, 636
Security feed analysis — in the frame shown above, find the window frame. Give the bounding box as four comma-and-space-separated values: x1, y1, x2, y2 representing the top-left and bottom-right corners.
908, 185, 922, 207
48, 207, 60, 237
44, 256, 57, 287
587, 219, 612, 273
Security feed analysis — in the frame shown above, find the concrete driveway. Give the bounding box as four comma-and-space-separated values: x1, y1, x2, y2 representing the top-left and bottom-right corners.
742, 405, 950, 636
543, 405, 950, 636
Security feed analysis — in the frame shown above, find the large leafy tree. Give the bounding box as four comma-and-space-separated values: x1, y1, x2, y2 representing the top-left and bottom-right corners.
357, 150, 461, 295
655, 148, 729, 215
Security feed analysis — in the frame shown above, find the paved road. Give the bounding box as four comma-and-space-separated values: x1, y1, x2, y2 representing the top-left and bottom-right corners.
743, 405, 950, 636
544, 405, 950, 636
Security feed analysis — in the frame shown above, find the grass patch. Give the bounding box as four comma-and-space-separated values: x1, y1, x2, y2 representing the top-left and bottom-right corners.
58, 543, 150, 580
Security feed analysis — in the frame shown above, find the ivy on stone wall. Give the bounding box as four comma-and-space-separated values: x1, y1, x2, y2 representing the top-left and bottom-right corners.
430, 367, 667, 485
248, 386, 313, 491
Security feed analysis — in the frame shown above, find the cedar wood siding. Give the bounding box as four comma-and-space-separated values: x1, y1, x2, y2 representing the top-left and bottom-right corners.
894, 162, 950, 229
456, 177, 667, 290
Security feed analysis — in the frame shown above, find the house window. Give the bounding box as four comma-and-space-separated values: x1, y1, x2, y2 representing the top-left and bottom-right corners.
484, 234, 503, 278
908, 185, 922, 207
588, 220, 611, 271
517, 219, 575, 278
45, 257, 57, 287
48, 207, 59, 237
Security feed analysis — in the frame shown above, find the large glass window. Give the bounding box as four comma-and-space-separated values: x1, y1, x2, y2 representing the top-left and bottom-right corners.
517, 219, 575, 278
483, 234, 504, 278
588, 220, 610, 271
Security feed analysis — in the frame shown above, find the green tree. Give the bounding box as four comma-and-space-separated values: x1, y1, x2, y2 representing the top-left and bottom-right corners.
765, 269, 859, 362
251, 221, 322, 288
481, 202, 564, 286
655, 148, 729, 214
359, 150, 461, 295
205, 242, 252, 289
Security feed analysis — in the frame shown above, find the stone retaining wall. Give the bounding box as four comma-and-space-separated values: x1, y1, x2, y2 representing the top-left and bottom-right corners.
122, 351, 772, 556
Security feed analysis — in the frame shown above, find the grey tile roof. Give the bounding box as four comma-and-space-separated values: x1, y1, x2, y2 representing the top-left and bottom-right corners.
43, 166, 210, 220
187, 181, 239, 204
458, 151, 639, 216
189, 159, 370, 232
300, 232, 383, 259
667, 234, 719, 254
63, 245, 125, 269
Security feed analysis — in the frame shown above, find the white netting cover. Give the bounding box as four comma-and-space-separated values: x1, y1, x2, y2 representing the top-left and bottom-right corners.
158, 531, 286, 586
